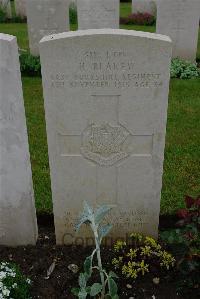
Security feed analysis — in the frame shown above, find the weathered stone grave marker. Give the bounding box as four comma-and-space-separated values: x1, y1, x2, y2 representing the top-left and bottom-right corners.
15, 0, 27, 19
132, 0, 157, 16
77, 0, 119, 29
0, 33, 38, 246
26, 0, 70, 56
0, 0, 11, 18
40, 29, 172, 245
156, 0, 200, 61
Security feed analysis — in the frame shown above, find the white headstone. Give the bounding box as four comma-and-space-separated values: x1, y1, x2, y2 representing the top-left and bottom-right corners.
77, 0, 119, 30
156, 0, 200, 61
26, 0, 70, 56
0, 33, 38, 246
132, 0, 157, 16
0, 0, 12, 18
15, 0, 26, 18
40, 29, 172, 245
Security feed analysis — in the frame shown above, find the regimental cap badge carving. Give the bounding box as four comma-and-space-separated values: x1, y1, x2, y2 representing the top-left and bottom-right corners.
81, 123, 130, 167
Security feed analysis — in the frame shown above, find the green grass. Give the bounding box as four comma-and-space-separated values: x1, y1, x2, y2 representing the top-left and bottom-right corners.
0, 23, 28, 49
120, 2, 132, 18
22, 77, 52, 213
0, 4, 200, 214
162, 79, 200, 213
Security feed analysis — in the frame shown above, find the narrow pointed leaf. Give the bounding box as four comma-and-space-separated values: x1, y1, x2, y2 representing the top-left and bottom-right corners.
94, 205, 115, 224
98, 224, 112, 243
76, 201, 94, 231
84, 255, 93, 276
79, 273, 86, 289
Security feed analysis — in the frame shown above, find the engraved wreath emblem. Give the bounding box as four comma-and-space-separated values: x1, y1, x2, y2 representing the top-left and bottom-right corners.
81, 123, 130, 166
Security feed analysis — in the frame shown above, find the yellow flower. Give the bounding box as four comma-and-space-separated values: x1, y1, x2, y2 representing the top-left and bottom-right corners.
140, 246, 152, 257
159, 251, 175, 270
114, 240, 126, 252
122, 261, 139, 279
112, 256, 123, 269
127, 248, 138, 260
130, 233, 144, 242
137, 260, 149, 276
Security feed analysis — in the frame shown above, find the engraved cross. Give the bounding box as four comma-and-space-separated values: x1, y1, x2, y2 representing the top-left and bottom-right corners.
58, 95, 153, 204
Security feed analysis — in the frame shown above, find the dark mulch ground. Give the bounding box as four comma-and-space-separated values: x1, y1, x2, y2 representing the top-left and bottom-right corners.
0, 214, 199, 299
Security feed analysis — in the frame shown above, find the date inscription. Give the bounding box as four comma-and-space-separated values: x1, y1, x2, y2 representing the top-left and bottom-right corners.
49, 50, 163, 89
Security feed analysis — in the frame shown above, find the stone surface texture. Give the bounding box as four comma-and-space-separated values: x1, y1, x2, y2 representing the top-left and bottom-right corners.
77, 0, 119, 30
15, 0, 27, 18
132, 0, 157, 16
40, 29, 172, 245
0, 33, 38, 246
156, 0, 200, 61
27, 0, 70, 56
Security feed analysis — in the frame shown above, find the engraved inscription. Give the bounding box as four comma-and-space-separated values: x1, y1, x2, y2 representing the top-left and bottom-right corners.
49, 49, 163, 89
63, 209, 149, 230
81, 123, 130, 166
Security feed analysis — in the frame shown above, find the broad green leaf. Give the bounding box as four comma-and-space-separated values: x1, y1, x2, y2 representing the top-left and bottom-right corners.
112, 295, 119, 299
109, 271, 118, 279
86, 286, 91, 294
78, 289, 87, 299
94, 205, 115, 225
79, 273, 86, 289
83, 201, 94, 217
98, 224, 112, 243
108, 277, 118, 297
90, 283, 102, 296
71, 287, 80, 296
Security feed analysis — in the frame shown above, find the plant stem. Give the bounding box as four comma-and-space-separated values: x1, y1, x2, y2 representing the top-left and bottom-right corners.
93, 225, 105, 298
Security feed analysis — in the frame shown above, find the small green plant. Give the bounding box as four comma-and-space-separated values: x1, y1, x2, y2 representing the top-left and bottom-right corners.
69, 3, 77, 25
0, 262, 31, 299
170, 58, 200, 79
72, 202, 119, 299
0, 7, 7, 23
19, 52, 41, 77
10, 15, 27, 23
120, 13, 156, 26
112, 233, 175, 280
161, 195, 200, 290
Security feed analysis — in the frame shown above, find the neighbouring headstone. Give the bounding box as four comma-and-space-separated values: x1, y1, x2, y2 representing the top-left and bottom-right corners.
0, 0, 12, 18
132, 0, 157, 16
156, 0, 200, 61
26, 0, 70, 56
15, 0, 26, 19
40, 29, 172, 245
0, 33, 38, 246
77, 0, 119, 30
